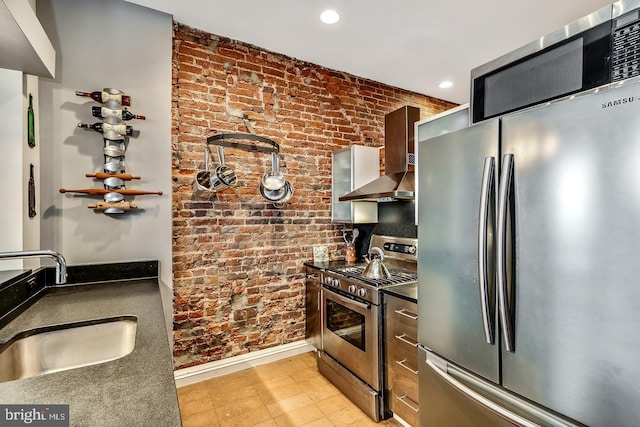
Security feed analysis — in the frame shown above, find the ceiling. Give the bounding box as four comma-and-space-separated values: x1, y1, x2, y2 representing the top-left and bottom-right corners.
125, 0, 613, 104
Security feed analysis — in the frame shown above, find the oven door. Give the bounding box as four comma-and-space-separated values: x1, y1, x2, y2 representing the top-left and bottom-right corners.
322, 287, 379, 389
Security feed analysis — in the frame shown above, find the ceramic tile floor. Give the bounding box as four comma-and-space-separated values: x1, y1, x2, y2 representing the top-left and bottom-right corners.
177, 351, 403, 427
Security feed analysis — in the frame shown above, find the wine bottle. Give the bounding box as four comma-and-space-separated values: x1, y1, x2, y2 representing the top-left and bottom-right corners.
27, 94, 35, 148
91, 106, 145, 121
75, 89, 131, 106
78, 122, 133, 136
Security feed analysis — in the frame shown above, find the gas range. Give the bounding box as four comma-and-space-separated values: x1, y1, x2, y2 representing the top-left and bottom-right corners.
322, 234, 418, 305
322, 266, 417, 305
318, 234, 418, 422
325, 264, 417, 286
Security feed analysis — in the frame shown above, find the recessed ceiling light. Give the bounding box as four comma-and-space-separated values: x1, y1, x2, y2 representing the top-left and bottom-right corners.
320, 10, 340, 24
439, 81, 453, 89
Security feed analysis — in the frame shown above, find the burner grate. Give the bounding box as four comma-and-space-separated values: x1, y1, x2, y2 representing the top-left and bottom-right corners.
326, 265, 417, 287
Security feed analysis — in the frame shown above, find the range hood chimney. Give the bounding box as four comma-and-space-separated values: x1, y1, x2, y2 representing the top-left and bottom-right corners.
339, 106, 420, 202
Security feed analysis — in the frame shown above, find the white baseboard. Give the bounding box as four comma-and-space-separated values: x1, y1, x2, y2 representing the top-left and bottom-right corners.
174, 340, 316, 388
393, 413, 413, 427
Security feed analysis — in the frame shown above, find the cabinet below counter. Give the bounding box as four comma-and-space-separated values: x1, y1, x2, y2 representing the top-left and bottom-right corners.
384, 291, 419, 426
0, 277, 181, 427
305, 266, 322, 350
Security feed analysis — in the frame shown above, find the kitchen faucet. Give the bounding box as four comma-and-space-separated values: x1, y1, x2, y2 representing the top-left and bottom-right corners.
0, 250, 67, 284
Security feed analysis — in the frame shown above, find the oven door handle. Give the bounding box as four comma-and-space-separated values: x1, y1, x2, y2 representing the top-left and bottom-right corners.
348, 298, 371, 310
325, 287, 371, 310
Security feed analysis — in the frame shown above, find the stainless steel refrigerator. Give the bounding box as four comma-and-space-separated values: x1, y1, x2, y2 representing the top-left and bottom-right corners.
417, 79, 640, 427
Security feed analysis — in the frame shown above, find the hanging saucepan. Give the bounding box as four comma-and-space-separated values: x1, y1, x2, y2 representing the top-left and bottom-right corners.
210, 146, 237, 191
260, 152, 286, 191
261, 178, 293, 204
260, 178, 287, 201
193, 147, 213, 192
272, 180, 294, 208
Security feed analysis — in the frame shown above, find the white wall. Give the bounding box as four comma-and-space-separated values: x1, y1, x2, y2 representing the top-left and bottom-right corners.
37, 0, 174, 338
0, 1, 49, 272
0, 68, 25, 271
22, 74, 41, 268
0, 72, 40, 271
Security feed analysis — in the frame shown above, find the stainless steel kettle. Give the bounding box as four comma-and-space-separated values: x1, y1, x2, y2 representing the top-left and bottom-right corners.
362, 247, 390, 279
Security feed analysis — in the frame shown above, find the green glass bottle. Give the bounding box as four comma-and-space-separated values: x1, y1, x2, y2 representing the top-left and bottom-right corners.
27, 93, 35, 148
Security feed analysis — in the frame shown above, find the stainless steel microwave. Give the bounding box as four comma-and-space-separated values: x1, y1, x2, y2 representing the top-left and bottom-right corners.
471, 0, 640, 124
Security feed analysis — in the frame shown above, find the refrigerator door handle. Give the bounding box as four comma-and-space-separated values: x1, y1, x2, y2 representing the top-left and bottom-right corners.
478, 156, 495, 344
426, 359, 539, 427
497, 153, 515, 352
425, 355, 579, 427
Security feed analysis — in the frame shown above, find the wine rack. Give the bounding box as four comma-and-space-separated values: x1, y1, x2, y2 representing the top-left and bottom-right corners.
61, 88, 162, 214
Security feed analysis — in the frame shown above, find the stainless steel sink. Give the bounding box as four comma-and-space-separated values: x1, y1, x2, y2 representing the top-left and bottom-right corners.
0, 315, 137, 383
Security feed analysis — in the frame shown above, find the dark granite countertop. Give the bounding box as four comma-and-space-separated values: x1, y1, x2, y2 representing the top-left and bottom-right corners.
0, 279, 181, 427
383, 281, 418, 303
0, 269, 32, 289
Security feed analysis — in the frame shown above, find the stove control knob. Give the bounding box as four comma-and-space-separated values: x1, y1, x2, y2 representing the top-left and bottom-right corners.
324, 277, 331, 285
358, 288, 367, 298
408, 246, 417, 254
332, 279, 340, 287
348, 285, 357, 293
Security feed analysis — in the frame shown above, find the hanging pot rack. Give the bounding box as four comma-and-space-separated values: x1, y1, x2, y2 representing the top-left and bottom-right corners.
207, 133, 279, 154
204, 132, 292, 207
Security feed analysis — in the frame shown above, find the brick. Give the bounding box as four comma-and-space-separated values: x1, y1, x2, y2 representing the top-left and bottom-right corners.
171, 23, 457, 370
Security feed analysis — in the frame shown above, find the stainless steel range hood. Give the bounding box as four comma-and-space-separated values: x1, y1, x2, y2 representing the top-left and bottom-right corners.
338, 171, 415, 201
339, 106, 420, 202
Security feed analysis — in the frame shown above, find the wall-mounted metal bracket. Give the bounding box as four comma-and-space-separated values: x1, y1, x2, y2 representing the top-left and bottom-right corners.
207, 133, 279, 154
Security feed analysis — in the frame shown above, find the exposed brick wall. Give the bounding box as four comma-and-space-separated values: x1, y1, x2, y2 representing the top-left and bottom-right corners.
171, 22, 457, 369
